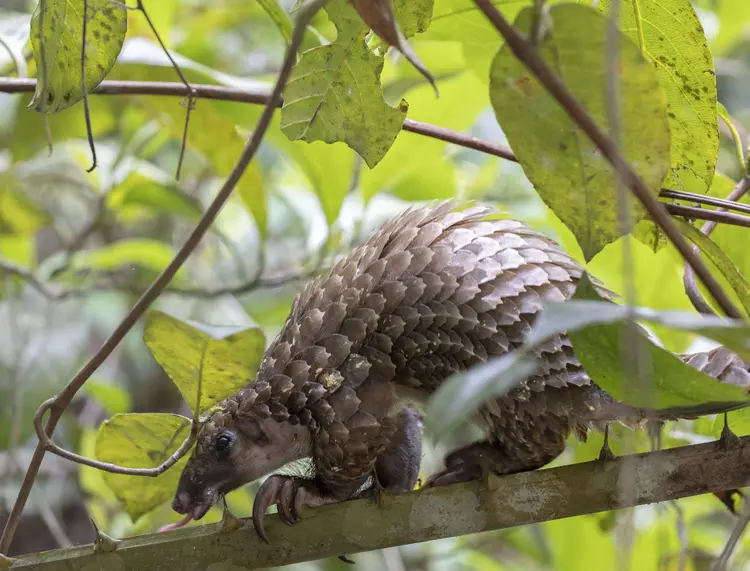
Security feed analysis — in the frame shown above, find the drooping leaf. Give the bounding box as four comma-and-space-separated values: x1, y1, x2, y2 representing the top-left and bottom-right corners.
143, 311, 266, 415
597, 0, 718, 196
30, 0, 127, 113
674, 218, 750, 318
489, 4, 671, 261
94, 413, 191, 522
349, 0, 436, 90
280, 0, 408, 168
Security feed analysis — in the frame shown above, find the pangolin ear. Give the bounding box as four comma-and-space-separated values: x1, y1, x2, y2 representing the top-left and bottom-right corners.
236, 416, 270, 444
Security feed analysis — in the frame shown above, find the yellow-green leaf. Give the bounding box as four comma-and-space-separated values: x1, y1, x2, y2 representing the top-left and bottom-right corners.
30, 0, 127, 113
143, 99, 267, 237
70, 239, 183, 276
94, 413, 191, 522
597, 0, 718, 195
0, 175, 51, 234
107, 172, 202, 223
143, 311, 266, 415
489, 4, 670, 261
280, 0, 407, 168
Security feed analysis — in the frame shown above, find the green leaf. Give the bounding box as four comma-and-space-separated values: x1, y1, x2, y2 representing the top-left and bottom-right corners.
280, 0, 408, 168
393, 0, 435, 37
143, 311, 266, 415
674, 218, 750, 318
275, 139, 356, 225
597, 0, 718, 195
489, 4, 670, 261
257, 0, 293, 44
30, 0, 127, 113
94, 413, 191, 522
717, 102, 747, 177
107, 171, 202, 223
425, 353, 537, 440
0, 174, 51, 234
70, 239, 183, 277
564, 275, 750, 410
143, 99, 267, 237
83, 380, 133, 416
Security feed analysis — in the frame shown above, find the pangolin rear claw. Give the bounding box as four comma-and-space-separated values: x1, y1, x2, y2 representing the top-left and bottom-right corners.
253, 475, 306, 543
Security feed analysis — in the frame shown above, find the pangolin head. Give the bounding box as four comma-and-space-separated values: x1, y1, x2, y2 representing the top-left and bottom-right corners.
169, 387, 312, 524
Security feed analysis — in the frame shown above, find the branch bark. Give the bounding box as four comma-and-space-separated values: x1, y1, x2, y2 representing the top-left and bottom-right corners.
8, 437, 750, 570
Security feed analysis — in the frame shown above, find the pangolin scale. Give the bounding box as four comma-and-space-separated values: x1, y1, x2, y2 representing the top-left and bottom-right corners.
171, 202, 750, 538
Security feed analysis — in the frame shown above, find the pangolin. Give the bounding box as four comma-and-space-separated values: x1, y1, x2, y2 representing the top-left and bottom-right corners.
168, 201, 750, 540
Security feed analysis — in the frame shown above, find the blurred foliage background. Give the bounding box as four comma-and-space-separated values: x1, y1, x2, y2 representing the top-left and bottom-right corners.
1, 0, 750, 569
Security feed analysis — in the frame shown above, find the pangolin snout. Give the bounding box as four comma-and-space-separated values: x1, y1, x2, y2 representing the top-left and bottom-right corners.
171, 492, 192, 515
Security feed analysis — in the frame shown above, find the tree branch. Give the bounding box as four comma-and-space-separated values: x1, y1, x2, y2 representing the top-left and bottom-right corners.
7, 436, 750, 570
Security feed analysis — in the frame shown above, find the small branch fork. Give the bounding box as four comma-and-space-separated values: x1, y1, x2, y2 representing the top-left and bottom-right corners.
0, 0, 330, 555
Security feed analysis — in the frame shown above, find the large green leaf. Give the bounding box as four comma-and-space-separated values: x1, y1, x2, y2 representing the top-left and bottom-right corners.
280, 0, 407, 168
489, 4, 670, 261
30, 0, 127, 113
597, 0, 718, 196
94, 413, 191, 522
143, 311, 266, 415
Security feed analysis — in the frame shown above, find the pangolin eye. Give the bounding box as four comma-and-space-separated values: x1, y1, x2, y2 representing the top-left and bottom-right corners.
214, 432, 234, 457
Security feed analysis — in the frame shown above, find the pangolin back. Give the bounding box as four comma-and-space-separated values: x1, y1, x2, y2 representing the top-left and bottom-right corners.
212, 202, 749, 482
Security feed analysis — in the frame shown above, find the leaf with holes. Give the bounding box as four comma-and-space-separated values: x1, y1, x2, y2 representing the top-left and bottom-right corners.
489, 4, 670, 261
95, 413, 192, 522
280, 0, 407, 168
144, 311, 266, 415
30, 0, 127, 113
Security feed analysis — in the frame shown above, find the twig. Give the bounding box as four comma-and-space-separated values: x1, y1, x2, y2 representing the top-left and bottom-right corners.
0, 0, 329, 554
81, 0, 97, 172
134, 0, 197, 179
473, 0, 742, 320
0, 34, 27, 78
660, 189, 750, 215
711, 499, 750, 571
682, 176, 750, 316
0, 78, 517, 162
665, 203, 750, 228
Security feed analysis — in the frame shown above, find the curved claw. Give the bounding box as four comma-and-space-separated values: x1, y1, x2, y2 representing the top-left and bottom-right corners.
253, 475, 308, 543
253, 476, 286, 544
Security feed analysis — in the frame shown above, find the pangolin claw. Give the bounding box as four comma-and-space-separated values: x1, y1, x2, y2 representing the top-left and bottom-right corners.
252, 475, 307, 543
